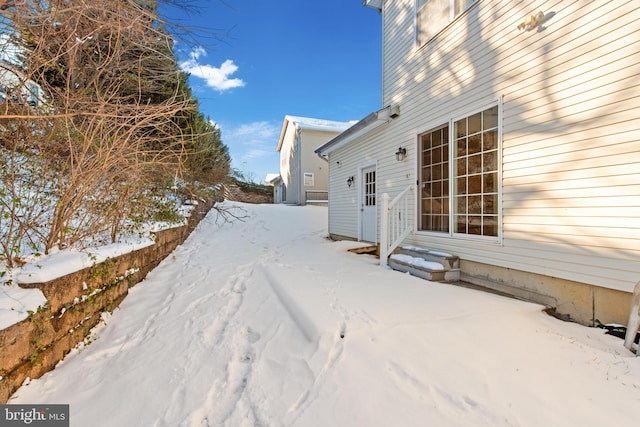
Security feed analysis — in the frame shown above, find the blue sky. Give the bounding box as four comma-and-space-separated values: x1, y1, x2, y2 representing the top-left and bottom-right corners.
160, 0, 382, 183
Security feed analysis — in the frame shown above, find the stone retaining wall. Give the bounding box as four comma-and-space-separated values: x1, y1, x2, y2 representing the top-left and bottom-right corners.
0, 202, 213, 403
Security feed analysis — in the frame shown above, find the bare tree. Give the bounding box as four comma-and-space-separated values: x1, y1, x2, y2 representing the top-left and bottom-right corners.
0, 0, 229, 265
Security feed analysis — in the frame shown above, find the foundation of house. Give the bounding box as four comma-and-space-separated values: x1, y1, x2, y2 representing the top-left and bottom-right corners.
460, 259, 631, 327
335, 236, 630, 327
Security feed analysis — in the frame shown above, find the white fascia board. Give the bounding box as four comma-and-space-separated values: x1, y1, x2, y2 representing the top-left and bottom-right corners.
277, 115, 354, 152
363, 0, 383, 12
314, 106, 391, 157
288, 115, 354, 133
276, 117, 291, 153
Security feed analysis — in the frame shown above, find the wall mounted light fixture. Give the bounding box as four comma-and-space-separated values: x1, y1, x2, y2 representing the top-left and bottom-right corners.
517, 11, 546, 31
347, 176, 354, 187
395, 146, 407, 161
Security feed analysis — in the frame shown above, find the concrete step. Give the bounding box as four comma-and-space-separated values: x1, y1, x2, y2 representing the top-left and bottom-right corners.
388, 246, 461, 282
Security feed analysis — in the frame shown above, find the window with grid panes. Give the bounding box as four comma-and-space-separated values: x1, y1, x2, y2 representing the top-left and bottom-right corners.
453, 106, 499, 236
418, 105, 499, 238
365, 170, 376, 206
419, 125, 449, 232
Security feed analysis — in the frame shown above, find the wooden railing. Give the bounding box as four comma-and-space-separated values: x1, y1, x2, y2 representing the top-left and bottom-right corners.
380, 185, 413, 267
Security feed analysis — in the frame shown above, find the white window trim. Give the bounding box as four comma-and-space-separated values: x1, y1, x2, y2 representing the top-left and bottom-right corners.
415, 98, 503, 244
303, 172, 314, 187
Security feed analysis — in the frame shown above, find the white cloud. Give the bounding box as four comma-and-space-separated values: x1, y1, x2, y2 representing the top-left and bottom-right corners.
179, 48, 245, 92
220, 121, 281, 181
244, 148, 273, 160
229, 121, 280, 142
222, 121, 280, 160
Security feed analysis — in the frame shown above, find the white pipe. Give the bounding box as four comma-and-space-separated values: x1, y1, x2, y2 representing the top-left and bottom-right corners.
624, 281, 640, 353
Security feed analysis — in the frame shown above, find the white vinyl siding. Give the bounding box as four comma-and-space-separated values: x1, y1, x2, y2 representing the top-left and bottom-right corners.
327, 125, 394, 240
371, 0, 640, 292
416, 0, 450, 45
416, 0, 477, 46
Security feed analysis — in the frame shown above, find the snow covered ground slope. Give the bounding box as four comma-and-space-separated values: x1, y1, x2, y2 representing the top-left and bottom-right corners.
10, 202, 640, 426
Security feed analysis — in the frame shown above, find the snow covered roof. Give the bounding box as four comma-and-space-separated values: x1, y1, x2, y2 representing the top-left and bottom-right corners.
363, 0, 383, 11
276, 115, 356, 152
265, 173, 281, 185
285, 115, 355, 132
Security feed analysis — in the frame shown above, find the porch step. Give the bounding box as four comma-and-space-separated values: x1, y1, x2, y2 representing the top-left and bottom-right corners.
388, 246, 461, 282
348, 244, 379, 256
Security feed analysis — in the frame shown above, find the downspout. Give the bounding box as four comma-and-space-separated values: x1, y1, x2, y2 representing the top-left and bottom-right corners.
315, 151, 329, 162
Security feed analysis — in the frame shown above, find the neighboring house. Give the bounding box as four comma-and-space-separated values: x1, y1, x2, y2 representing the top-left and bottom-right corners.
316, 1, 640, 326
265, 173, 283, 204
0, 61, 44, 107
272, 115, 353, 205
0, 35, 44, 107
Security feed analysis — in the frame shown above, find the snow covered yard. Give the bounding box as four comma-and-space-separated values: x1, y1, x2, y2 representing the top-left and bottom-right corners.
9, 202, 640, 426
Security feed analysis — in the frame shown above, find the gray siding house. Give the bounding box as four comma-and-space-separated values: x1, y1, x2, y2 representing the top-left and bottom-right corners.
270, 115, 353, 205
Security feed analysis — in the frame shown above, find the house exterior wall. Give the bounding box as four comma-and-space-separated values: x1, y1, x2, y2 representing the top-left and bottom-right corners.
272, 180, 284, 204
327, 127, 388, 241
330, 0, 640, 321
299, 129, 331, 200
279, 119, 345, 205
279, 124, 300, 204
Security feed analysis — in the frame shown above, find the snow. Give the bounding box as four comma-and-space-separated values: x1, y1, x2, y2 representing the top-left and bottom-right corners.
8, 202, 640, 426
14, 240, 155, 285
401, 245, 454, 258
0, 282, 47, 330
265, 173, 281, 185
0, 239, 157, 329
0, 202, 193, 327
389, 253, 445, 270
285, 115, 356, 133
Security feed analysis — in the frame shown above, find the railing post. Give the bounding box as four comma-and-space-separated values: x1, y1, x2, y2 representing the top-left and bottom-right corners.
380, 193, 389, 267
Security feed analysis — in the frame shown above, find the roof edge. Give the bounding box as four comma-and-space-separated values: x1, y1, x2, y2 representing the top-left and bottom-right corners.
314, 105, 395, 156
276, 115, 354, 152
276, 117, 291, 153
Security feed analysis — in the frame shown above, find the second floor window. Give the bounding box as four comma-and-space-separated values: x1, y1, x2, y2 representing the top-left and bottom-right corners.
304, 173, 314, 186
416, 0, 477, 46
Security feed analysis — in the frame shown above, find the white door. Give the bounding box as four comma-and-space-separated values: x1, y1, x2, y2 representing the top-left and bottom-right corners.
361, 166, 377, 243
